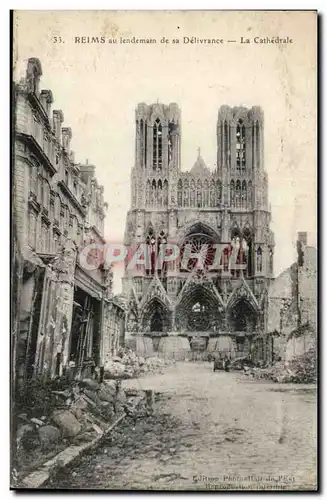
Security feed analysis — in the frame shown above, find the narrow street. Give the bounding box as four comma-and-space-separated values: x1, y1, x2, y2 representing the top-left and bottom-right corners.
48, 362, 317, 491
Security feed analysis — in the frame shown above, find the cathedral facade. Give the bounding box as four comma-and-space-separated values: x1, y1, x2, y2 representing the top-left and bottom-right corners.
122, 102, 275, 360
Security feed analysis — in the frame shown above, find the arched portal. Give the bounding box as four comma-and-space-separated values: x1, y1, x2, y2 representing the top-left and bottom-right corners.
228, 298, 257, 333
227, 298, 258, 357
151, 311, 164, 332
176, 284, 222, 332
141, 298, 170, 333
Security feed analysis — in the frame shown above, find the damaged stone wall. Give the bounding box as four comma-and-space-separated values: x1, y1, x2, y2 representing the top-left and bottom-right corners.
267, 233, 317, 362
34, 240, 77, 378
298, 245, 317, 330
102, 299, 126, 366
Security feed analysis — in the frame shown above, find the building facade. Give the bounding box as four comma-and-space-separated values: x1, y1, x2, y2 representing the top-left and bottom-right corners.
13, 58, 124, 382
122, 102, 275, 360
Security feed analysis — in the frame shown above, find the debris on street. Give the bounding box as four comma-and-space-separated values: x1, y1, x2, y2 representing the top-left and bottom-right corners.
15, 371, 148, 483
243, 347, 317, 383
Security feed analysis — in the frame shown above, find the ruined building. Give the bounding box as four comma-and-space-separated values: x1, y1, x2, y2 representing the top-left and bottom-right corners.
13, 58, 125, 383
268, 231, 317, 361
122, 102, 275, 359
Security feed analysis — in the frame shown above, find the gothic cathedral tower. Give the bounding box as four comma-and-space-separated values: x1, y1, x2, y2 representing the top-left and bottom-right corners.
123, 102, 275, 362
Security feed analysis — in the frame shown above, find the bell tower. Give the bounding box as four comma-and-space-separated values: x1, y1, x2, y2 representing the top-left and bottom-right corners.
217, 105, 274, 280
130, 102, 181, 211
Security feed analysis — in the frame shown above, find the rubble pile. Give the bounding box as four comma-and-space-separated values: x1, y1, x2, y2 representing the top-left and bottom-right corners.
287, 347, 317, 383
15, 348, 172, 480
142, 356, 172, 374
15, 375, 141, 480
103, 348, 172, 379
104, 358, 135, 379
244, 347, 317, 384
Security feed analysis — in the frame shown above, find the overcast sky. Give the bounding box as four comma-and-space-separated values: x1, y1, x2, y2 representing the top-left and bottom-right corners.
13, 11, 317, 293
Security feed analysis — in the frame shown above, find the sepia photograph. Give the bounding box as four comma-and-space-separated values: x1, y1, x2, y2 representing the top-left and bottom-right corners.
11, 10, 317, 491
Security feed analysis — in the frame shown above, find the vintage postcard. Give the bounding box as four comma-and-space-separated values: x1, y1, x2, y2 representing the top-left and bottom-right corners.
11, 10, 317, 491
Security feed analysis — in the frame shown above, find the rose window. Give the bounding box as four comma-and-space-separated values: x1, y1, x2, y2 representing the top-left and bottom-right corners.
180, 233, 217, 272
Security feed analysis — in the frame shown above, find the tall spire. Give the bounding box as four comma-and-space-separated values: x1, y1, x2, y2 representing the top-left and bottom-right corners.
197, 147, 201, 158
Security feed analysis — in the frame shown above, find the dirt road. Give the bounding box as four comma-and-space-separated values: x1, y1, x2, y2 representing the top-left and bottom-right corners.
48, 362, 317, 491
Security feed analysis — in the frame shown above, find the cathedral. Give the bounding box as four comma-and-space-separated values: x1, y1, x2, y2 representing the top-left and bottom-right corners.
122, 102, 275, 360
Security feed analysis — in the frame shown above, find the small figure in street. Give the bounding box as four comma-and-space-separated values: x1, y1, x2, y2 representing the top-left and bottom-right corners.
224, 355, 231, 372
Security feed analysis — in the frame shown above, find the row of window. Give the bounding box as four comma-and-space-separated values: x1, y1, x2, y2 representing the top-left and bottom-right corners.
230, 180, 252, 209
64, 167, 105, 230
177, 178, 222, 208
145, 179, 168, 207
139, 117, 260, 174
221, 119, 261, 171
30, 167, 105, 253
132, 244, 273, 291
30, 167, 85, 230
135, 228, 273, 277
32, 113, 55, 164
28, 209, 83, 253
138, 118, 177, 171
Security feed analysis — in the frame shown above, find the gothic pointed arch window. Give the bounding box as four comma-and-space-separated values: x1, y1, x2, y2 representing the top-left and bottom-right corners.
236, 119, 246, 172
190, 180, 196, 207
168, 122, 174, 165
241, 180, 247, 208
239, 237, 248, 277
235, 180, 241, 208
153, 118, 162, 171
224, 120, 230, 167
242, 228, 253, 277
183, 179, 189, 207
145, 226, 156, 276
157, 230, 168, 278
255, 122, 260, 169
256, 246, 262, 273
140, 119, 144, 167
248, 181, 253, 208
151, 179, 156, 207
196, 179, 202, 208
230, 180, 235, 208
146, 180, 151, 206
163, 179, 168, 205
157, 179, 163, 206
217, 180, 222, 206
230, 226, 241, 277
177, 179, 183, 206
203, 179, 209, 207
210, 179, 215, 207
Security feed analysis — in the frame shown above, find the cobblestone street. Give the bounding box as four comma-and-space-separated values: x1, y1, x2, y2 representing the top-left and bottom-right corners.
48, 362, 317, 491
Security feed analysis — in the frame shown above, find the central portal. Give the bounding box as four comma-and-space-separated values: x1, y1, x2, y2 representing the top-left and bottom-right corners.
175, 284, 222, 332
187, 301, 210, 331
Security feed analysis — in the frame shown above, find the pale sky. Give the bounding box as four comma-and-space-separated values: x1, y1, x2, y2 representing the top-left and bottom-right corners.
13, 11, 317, 293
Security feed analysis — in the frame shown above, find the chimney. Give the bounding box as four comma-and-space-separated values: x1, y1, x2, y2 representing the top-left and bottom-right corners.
62, 127, 72, 153
40, 89, 53, 118
297, 232, 308, 246
53, 110, 64, 141
79, 162, 96, 184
